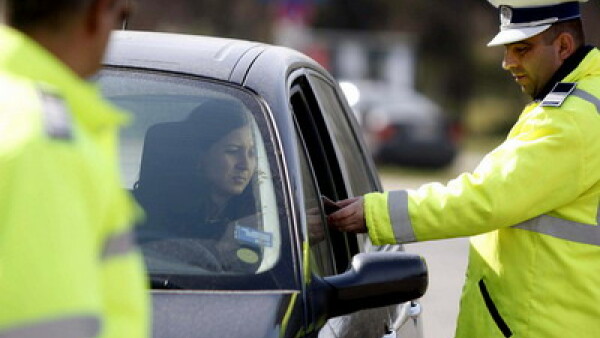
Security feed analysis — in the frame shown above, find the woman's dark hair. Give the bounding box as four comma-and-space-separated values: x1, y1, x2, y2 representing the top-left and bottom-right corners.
133, 98, 256, 232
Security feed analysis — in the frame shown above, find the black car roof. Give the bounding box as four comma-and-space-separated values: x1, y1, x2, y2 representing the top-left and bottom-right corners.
104, 30, 268, 80
104, 30, 325, 84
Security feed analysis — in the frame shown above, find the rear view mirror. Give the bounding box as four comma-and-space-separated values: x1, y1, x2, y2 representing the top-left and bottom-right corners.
324, 252, 427, 317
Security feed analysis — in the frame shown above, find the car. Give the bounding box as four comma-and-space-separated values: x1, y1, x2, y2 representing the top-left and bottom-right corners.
99, 30, 428, 338
340, 80, 460, 168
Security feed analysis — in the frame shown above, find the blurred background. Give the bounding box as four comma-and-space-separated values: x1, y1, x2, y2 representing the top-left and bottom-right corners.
120, 2, 599, 337
125, 0, 600, 146
4, 1, 597, 337
121, 3, 599, 337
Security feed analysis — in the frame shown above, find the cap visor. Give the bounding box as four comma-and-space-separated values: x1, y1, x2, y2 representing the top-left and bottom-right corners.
487, 25, 551, 47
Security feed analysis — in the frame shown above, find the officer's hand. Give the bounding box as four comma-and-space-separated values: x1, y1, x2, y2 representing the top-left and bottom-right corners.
327, 197, 367, 233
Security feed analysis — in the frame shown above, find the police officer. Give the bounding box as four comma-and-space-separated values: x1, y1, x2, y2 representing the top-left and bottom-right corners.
0, 1, 148, 337
329, 1, 600, 337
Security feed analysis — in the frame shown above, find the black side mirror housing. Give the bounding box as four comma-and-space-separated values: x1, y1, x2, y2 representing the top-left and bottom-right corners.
323, 251, 428, 317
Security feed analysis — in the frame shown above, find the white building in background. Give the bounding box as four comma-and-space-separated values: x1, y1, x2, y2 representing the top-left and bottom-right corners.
275, 26, 416, 91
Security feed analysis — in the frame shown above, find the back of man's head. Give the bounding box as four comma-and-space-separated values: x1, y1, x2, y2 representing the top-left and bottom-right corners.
4, 0, 128, 78
6, 0, 93, 32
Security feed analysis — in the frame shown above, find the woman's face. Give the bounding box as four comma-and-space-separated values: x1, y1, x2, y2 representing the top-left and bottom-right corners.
204, 125, 257, 202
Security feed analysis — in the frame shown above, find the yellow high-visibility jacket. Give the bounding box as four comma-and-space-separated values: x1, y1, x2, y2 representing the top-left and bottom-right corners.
0, 26, 148, 337
364, 47, 600, 338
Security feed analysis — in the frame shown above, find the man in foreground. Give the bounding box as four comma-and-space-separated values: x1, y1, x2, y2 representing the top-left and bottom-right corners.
329, 1, 600, 337
0, 0, 148, 336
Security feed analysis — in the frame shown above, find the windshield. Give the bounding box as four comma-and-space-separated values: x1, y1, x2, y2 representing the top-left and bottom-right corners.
97, 68, 289, 290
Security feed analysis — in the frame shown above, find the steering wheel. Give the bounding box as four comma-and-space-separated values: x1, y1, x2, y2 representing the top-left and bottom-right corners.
141, 238, 223, 272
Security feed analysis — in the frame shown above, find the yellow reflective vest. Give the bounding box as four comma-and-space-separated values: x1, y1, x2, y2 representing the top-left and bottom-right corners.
0, 26, 148, 337
364, 47, 600, 338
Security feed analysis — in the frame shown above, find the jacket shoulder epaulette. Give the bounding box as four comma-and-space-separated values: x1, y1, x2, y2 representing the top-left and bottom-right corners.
37, 87, 72, 140
540, 82, 577, 107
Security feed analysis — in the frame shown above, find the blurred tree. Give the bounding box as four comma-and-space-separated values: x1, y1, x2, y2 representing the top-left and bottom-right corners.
128, 0, 273, 41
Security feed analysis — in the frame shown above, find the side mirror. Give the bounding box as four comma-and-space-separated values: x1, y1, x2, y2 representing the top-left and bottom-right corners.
323, 252, 427, 317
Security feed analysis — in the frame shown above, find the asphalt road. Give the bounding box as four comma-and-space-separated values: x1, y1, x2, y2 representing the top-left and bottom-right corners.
379, 149, 486, 338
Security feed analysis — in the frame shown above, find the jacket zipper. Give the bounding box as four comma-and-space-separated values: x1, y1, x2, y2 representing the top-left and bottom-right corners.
478, 279, 513, 337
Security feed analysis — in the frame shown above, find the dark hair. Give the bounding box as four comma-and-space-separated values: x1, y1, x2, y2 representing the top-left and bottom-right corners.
542, 19, 585, 47
134, 98, 256, 234
6, 0, 93, 31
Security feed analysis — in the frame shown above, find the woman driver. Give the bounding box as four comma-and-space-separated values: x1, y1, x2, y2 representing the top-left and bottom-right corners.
134, 98, 264, 273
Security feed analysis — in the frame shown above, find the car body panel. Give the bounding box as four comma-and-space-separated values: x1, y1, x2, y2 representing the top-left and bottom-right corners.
151, 290, 297, 338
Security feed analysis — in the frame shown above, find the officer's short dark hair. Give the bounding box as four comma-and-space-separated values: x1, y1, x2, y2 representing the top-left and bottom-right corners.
6, 0, 94, 31
543, 19, 586, 47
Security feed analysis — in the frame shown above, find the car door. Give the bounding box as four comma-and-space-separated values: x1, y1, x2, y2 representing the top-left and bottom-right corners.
287, 70, 403, 338
288, 69, 422, 338
306, 72, 423, 338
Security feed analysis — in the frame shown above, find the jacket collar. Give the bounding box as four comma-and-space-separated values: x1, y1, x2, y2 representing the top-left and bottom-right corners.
534, 45, 595, 101
0, 25, 128, 130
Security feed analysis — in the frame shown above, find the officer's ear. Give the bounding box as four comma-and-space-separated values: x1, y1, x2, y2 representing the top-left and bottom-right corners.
83, 0, 129, 35
555, 32, 576, 62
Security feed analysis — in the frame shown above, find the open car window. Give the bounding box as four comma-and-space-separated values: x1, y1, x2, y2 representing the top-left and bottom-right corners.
97, 69, 285, 289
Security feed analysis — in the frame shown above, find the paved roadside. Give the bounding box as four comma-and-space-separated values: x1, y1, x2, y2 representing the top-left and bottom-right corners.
403, 239, 469, 338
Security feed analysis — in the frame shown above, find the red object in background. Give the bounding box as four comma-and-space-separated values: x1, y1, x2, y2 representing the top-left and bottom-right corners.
305, 43, 331, 70
449, 121, 463, 144
276, 1, 316, 24
377, 125, 398, 143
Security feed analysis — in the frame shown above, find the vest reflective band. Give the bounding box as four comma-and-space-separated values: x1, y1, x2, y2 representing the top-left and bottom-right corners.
571, 88, 600, 113
39, 89, 72, 140
514, 88, 600, 245
101, 230, 135, 260
0, 315, 100, 338
513, 205, 600, 246
388, 195, 600, 246
387, 87, 600, 246
388, 190, 416, 243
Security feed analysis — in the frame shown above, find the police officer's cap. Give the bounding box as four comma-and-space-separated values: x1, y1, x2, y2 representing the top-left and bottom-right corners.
487, 0, 588, 47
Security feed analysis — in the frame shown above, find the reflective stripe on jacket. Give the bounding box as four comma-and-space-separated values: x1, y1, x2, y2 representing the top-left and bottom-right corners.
0, 26, 148, 337
364, 47, 600, 338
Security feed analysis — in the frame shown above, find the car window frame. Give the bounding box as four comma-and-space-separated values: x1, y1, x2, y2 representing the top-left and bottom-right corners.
99, 66, 298, 291
306, 72, 385, 255
306, 73, 381, 192
287, 70, 357, 275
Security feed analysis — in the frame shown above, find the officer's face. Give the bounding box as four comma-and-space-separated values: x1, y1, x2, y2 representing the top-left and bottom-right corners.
502, 33, 563, 98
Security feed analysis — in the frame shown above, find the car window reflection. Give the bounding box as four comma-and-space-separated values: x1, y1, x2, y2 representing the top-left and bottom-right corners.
133, 98, 268, 274
97, 70, 282, 279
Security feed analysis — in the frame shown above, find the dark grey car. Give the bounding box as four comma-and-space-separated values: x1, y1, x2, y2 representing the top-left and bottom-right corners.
99, 30, 427, 338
